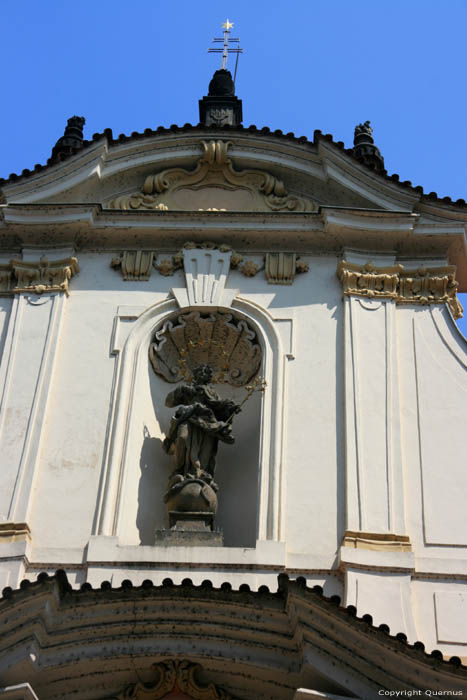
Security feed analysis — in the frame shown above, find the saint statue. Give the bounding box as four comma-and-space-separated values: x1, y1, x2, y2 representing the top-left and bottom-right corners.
162, 364, 241, 515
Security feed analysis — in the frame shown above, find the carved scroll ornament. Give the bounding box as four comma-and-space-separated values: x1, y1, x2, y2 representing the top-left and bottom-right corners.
149, 310, 262, 386
0, 256, 79, 296
110, 243, 309, 284
265, 252, 309, 285
337, 260, 463, 319
113, 659, 232, 700
107, 140, 317, 213
110, 251, 154, 280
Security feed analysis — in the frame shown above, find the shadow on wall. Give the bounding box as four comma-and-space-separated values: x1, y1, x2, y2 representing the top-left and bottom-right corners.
137, 432, 170, 545
215, 386, 260, 548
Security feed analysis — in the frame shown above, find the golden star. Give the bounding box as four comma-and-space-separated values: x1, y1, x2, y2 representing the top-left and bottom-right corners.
222, 19, 234, 30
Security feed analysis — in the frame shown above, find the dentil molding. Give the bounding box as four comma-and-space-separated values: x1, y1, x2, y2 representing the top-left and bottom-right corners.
337, 260, 463, 318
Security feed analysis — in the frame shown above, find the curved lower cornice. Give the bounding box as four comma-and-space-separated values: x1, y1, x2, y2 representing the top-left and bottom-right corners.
0, 572, 465, 700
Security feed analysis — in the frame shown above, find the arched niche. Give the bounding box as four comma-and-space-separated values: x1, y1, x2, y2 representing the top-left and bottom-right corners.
95, 296, 285, 546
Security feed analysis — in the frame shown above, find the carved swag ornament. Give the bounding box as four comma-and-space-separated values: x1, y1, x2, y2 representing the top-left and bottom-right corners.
107, 140, 317, 213
111, 242, 309, 282
337, 260, 463, 319
112, 659, 233, 700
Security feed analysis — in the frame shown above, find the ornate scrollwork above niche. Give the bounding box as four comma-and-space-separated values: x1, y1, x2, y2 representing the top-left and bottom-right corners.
107, 140, 317, 212
149, 310, 262, 386
112, 659, 232, 700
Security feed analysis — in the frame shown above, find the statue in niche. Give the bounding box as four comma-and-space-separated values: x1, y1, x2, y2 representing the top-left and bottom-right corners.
162, 363, 241, 516
150, 310, 265, 543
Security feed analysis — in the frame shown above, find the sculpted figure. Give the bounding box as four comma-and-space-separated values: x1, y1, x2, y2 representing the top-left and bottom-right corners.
163, 364, 241, 495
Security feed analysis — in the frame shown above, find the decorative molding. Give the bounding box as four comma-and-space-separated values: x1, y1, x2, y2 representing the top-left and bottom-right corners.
4, 572, 467, 699
149, 310, 262, 386
337, 260, 463, 319
0, 265, 13, 292
110, 251, 154, 281
398, 266, 463, 319
110, 244, 308, 285
96, 297, 285, 543
342, 530, 411, 552
265, 253, 309, 285
0, 684, 39, 700
183, 246, 232, 306
113, 659, 232, 700
107, 140, 317, 213
337, 260, 402, 299
110, 243, 253, 280
0, 257, 79, 296
0, 522, 31, 543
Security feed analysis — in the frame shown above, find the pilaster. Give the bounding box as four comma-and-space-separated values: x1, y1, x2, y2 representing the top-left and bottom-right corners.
0, 252, 78, 547
337, 253, 414, 638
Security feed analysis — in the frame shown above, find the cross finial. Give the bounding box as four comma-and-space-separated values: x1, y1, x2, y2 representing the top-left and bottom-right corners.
208, 19, 243, 81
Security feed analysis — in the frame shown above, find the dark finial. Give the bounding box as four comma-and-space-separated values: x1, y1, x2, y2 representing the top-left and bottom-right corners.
51, 116, 86, 161
199, 70, 243, 127
353, 120, 384, 171
355, 120, 373, 140
209, 69, 235, 97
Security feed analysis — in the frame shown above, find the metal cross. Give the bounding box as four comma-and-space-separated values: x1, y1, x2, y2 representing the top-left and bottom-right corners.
208, 19, 243, 83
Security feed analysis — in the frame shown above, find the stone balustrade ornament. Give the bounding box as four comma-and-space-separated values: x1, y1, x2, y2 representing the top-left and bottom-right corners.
337, 260, 463, 319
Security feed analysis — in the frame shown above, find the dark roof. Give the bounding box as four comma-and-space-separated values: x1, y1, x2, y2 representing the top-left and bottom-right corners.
1, 569, 465, 673
1, 124, 466, 209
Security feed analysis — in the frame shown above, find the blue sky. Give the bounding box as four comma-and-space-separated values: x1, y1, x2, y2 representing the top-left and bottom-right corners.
1, 0, 466, 334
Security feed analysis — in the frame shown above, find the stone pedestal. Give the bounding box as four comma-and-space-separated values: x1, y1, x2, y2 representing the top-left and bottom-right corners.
155, 511, 223, 547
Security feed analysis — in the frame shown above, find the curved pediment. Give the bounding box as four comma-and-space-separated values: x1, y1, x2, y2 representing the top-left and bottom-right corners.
1, 127, 432, 214
107, 140, 318, 213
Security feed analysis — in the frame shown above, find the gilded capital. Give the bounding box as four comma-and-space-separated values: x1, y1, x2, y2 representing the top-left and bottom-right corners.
337, 260, 463, 319
0, 257, 79, 296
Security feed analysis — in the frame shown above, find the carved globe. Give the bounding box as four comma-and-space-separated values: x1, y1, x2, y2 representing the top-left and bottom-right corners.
165, 479, 218, 514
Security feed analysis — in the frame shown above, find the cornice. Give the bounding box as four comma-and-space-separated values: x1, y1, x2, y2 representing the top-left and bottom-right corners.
2, 126, 467, 215
1, 140, 108, 204
318, 138, 419, 211
1, 132, 325, 206
0, 205, 465, 290
0, 571, 465, 700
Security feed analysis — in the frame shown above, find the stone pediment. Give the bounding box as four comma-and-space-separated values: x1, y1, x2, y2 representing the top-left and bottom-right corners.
107, 140, 317, 213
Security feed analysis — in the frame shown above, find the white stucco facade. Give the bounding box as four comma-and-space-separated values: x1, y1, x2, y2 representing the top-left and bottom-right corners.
0, 124, 466, 698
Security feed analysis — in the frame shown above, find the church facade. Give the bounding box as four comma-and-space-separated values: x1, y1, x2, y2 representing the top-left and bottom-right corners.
0, 67, 466, 699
